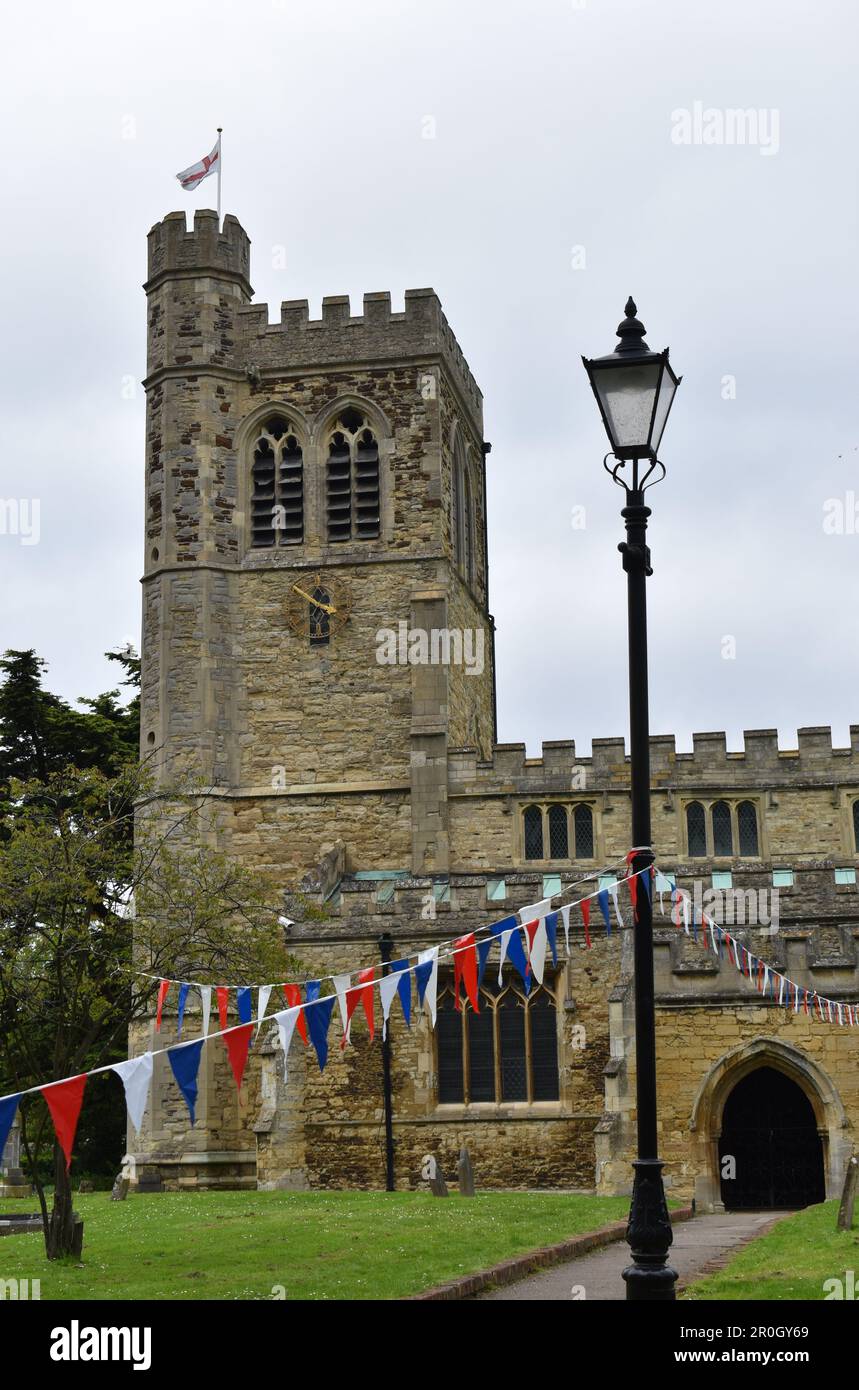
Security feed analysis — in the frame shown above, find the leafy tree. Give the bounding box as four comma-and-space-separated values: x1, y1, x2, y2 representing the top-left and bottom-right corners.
0, 651, 304, 1259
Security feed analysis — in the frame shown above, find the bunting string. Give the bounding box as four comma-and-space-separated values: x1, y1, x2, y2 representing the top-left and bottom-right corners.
4, 859, 855, 1170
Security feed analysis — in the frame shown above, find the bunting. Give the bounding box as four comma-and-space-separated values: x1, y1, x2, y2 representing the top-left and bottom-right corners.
167, 1040, 204, 1124
110, 1055, 154, 1136
41, 1076, 87, 1170
453, 933, 479, 1012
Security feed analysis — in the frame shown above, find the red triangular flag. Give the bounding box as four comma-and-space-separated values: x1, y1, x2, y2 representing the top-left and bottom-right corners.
453, 933, 479, 1013
41, 1075, 87, 1171
221, 1023, 254, 1092
523, 919, 540, 978
342, 967, 375, 1048
282, 984, 308, 1044
216, 986, 230, 1032
580, 898, 592, 948
156, 979, 170, 1032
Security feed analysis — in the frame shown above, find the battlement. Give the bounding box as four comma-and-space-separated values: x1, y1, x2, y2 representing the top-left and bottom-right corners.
449, 727, 859, 794
237, 287, 482, 424
144, 211, 482, 426
146, 210, 252, 294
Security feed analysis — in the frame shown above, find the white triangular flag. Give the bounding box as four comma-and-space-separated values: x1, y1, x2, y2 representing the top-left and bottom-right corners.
654, 871, 673, 915
379, 972, 401, 1039
682, 894, 691, 935
257, 985, 272, 1030
418, 947, 439, 1027
524, 917, 548, 986
609, 883, 625, 929
274, 1006, 301, 1082
199, 985, 212, 1037
560, 904, 572, 954
497, 927, 516, 986
331, 973, 352, 1043
111, 1054, 154, 1135
518, 897, 553, 925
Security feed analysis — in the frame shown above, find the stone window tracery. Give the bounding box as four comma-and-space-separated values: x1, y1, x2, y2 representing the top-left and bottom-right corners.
325, 407, 380, 542
250, 415, 304, 548
436, 977, 560, 1105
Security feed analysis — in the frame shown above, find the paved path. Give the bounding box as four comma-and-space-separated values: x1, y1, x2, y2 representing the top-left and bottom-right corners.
476, 1210, 778, 1300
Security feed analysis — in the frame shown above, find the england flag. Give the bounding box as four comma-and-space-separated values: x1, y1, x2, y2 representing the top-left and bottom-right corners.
176, 138, 220, 192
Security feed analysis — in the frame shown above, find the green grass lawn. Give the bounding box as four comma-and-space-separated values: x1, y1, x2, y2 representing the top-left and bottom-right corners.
0, 1190, 633, 1301
684, 1201, 859, 1301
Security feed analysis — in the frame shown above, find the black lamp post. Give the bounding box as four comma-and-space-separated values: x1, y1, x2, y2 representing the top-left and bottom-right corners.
582, 298, 681, 1301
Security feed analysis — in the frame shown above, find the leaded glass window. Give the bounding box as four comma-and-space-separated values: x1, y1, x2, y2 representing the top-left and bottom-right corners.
686, 801, 706, 857
712, 800, 733, 856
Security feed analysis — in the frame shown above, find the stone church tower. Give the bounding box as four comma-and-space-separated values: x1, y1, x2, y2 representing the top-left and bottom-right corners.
142, 208, 495, 880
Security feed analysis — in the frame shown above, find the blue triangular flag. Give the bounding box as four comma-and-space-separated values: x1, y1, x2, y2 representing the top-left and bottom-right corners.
236, 987, 252, 1024
489, 917, 531, 994
168, 1039, 204, 1124
477, 939, 493, 989
597, 889, 612, 935
307, 995, 336, 1071
545, 912, 558, 966
177, 982, 190, 1038
415, 959, 433, 1005
391, 960, 411, 1028
305, 980, 321, 1002
641, 870, 652, 902
0, 1093, 21, 1161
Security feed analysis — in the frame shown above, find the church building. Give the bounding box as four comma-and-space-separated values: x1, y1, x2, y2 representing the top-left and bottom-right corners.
132, 209, 859, 1211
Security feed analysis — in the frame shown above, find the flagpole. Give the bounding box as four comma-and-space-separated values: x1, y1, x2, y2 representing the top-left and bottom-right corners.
216, 127, 222, 225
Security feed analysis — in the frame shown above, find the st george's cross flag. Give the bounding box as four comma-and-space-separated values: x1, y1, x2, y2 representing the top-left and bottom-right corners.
176, 138, 220, 192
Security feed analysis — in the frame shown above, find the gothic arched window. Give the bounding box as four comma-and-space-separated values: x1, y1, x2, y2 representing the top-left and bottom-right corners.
250, 415, 304, 548
737, 800, 759, 856
574, 804, 594, 859
548, 805, 569, 859
523, 805, 544, 860
854, 799, 859, 853
712, 800, 733, 856
436, 979, 559, 1104
686, 801, 706, 857
326, 407, 380, 542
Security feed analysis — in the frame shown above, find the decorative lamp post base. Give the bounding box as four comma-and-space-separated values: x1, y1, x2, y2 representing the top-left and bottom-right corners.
622, 1158, 678, 1300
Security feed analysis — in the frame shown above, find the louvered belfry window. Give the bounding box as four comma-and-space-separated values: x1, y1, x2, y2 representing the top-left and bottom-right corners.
326, 407, 381, 542
250, 415, 304, 548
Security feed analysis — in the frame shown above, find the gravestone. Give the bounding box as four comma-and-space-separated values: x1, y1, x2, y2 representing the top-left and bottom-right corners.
837, 1153, 858, 1231
136, 1164, 164, 1194
111, 1174, 130, 1202
0, 1117, 31, 1199
421, 1153, 448, 1197
457, 1146, 476, 1197
78, 1179, 94, 1194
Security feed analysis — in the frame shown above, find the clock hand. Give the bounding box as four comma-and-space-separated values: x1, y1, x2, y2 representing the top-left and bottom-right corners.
292, 584, 337, 616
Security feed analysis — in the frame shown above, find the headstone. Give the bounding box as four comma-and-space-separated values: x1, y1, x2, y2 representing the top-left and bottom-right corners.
71, 1214, 84, 1259
136, 1164, 164, 1194
457, 1145, 476, 1197
78, 1179, 94, 1194
837, 1154, 858, 1231
421, 1153, 448, 1198
111, 1175, 130, 1202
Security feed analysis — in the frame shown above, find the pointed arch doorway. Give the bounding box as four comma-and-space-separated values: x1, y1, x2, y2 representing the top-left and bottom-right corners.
718, 1065, 825, 1210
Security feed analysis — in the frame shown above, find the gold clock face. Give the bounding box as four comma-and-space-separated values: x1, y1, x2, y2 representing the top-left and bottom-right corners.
285, 572, 352, 643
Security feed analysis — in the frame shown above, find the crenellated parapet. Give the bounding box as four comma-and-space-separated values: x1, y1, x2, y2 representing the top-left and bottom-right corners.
237, 287, 482, 431
449, 727, 859, 795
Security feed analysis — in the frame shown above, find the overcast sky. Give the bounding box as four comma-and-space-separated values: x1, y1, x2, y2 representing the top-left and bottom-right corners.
1, 0, 856, 756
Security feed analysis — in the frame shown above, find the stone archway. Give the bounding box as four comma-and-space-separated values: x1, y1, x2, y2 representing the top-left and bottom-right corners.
689, 1037, 851, 1212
